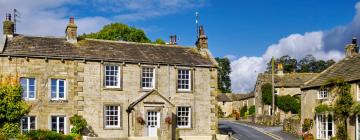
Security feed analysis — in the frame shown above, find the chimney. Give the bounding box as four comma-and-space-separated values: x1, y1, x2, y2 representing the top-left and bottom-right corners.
169, 35, 173, 44
174, 35, 177, 45
277, 63, 284, 76
65, 17, 77, 43
345, 37, 359, 58
3, 13, 14, 37
169, 35, 177, 45
196, 25, 208, 50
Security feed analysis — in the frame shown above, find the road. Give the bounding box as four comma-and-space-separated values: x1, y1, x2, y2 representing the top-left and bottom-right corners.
218, 120, 275, 140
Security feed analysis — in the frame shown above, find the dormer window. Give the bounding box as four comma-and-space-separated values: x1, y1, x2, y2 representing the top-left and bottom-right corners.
318, 88, 329, 99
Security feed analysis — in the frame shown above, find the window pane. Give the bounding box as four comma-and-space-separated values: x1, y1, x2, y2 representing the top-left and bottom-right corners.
30, 117, 36, 130
21, 117, 28, 133
20, 78, 28, 98
51, 79, 57, 98
51, 116, 57, 131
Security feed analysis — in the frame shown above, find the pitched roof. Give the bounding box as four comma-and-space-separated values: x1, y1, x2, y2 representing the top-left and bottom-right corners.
303, 55, 360, 89
216, 93, 232, 102
127, 90, 174, 113
256, 73, 318, 88
231, 93, 254, 101
0, 35, 215, 67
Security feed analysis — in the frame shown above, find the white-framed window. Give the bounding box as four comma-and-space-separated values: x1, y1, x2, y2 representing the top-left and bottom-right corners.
316, 114, 334, 140
51, 116, 66, 134
177, 69, 191, 91
104, 65, 120, 88
141, 67, 155, 89
21, 116, 36, 133
177, 106, 191, 128
20, 78, 36, 100
318, 88, 329, 99
51, 79, 66, 100
357, 84, 360, 101
104, 105, 120, 128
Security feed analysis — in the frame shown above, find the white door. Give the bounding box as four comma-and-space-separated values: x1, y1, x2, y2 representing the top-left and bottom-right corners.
147, 111, 160, 137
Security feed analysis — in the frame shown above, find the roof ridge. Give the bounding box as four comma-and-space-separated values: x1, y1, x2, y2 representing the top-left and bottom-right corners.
17, 34, 65, 39
302, 58, 344, 88
84, 38, 195, 49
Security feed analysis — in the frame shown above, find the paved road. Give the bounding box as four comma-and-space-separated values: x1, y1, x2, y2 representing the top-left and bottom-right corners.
218, 120, 275, 140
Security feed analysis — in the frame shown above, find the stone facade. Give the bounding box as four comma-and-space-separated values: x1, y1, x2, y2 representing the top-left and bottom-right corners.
0, 18, 218, 139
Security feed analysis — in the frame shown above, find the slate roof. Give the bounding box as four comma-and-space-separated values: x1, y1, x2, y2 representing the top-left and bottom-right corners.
256, 73, 318, 88
216, 93, 232, 102
0, 35, 215, 67
303, 55, 360, 89
231, 93, 254, 101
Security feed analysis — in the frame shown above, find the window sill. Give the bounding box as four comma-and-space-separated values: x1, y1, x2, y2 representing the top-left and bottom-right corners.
103, 87, 123, 91
23, 99, 37, 101
49, 100, 68, 103
103, 127, 122, 130
141, 88, 155, 92
176, 127, 193, 130
177, 90, 192, 93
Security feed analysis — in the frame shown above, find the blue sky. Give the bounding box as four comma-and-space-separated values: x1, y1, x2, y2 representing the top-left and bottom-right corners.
1, 0, 360, 92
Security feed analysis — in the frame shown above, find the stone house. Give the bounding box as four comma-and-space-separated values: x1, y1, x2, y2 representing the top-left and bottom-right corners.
301, 38, 360, 140
232, 93, 255, 113
254, 70, 317, 123
1, 16, 218, 139
216, 93, 233, 117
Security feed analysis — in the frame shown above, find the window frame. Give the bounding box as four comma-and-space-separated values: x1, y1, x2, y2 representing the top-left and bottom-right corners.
50, 79, 66, 100
318, 88, 329, 99
21, 116, 36, 133
104, 105, 121, 129
357, 83, 360, 101
50, 116, 66, 134
20, 77, 36, 100
141, 66, 156, 90
316, 114, 334, 139
104, 65, 121, 89
176, 106, 192, 128
177, 69, 192, 92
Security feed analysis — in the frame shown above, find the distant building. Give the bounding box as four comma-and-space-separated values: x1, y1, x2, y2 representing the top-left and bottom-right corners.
254, 68, 317, 122
216, 93, 255, 117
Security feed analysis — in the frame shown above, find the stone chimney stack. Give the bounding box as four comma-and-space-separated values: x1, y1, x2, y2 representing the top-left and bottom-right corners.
345, 37, 359, 58
196, 25, 208, 50
277, 63, 284, 76
65, 17, 77, 43
3, 13, 14, 37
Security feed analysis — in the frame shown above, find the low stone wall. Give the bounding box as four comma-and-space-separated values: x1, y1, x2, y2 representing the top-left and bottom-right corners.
283, 116, 301, 137
84, 134, 231, 140
255, 114, 280, 126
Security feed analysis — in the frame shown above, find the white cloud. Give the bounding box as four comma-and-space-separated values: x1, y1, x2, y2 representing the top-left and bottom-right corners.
0, 0, 204, 35
230, 2, 360, 93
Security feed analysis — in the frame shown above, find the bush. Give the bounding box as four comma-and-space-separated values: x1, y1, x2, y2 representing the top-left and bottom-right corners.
20, 130, 75, 140
302, 118, 313, 133
261, 83, 272, 105
240, 106, 248, 117
0, 123, 20, 139
315, 104, 332, 113
275, 95, 300, 114
248, 105, 255, 115
69, 115, 87, 134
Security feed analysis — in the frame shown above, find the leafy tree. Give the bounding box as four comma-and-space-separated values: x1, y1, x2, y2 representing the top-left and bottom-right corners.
266, 55, 297, 73
240, 106, 248, 117
0, 75, 30, 139
154, 38, 166, 44
261, 83, 272, 105
215, 57, 232, 93
248, 105, 255, 115
80, 23, 151, 43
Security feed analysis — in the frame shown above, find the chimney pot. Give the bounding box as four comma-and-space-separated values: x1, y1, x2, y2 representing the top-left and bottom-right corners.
345, 37, 359, 58
3, 13, 14, 36
196, 25, 208, 50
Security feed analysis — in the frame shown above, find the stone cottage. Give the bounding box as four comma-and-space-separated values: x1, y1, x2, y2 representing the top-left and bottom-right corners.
254, 69, 317, 123
0, 16, 218, 139
216, 93, 254, 118
232, 93, 255, 114
216, 93, 233, 117
301, 38, 360, 140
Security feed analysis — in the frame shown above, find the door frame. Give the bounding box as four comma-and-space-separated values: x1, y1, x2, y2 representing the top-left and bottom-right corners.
147, 111, 160, 137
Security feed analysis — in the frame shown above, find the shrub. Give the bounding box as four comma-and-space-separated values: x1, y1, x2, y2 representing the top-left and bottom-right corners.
315, 104, 332, 114
69, 115, 87, 134
240, 106, 248, 117
20, 130, 75, 140
0, 123, 20, 139
275, 95, 300, 114
248, 105, 255, 115
302, 118, 313, 133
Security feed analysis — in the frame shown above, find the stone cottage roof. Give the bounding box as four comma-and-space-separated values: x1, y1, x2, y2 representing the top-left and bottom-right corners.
303, 55, 360, 89
256, 73, 318, 88
231, 93, 254, 101
0, 35, 216, 67
216, 93, 232, 102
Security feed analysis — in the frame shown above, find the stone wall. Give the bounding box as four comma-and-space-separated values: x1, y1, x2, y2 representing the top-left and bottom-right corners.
0, 56, 217, 139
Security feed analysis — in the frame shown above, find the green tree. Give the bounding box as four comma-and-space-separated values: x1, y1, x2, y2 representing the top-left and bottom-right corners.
266, 55, 297, 73
154, 38, 166, 44
215, 57, 232, 93
248, 105, 255, 115
80, 23, 151, 43
261, 83, 272, 105
275, 95, 300, 114
0, 75, 30, 139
